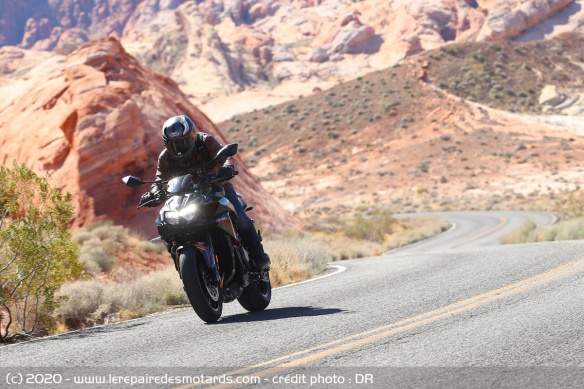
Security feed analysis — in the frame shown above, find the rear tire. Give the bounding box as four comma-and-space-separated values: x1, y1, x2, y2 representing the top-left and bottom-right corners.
238, 270, 271, 312
179, 247, 222, 323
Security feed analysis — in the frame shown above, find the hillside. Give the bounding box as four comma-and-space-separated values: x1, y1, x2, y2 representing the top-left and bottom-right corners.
423, 32, 584, 115
2, 2, 584, 233
2, 0, 584, 122
217, 33, 584, 227
0, 37, 293, 234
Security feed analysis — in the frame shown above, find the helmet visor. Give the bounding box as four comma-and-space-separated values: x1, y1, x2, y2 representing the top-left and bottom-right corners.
164, 136, 194, 158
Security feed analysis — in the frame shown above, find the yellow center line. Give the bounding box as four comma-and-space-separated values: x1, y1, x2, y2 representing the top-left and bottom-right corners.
177, 257, 584, 389
446, 216, 507, 249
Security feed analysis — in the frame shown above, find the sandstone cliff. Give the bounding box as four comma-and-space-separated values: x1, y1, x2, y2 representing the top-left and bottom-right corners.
0, 37, 293, 234
2, 0, 582, 122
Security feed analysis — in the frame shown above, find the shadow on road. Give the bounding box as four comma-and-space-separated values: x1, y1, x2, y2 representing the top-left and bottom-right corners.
217, 306, 347, 324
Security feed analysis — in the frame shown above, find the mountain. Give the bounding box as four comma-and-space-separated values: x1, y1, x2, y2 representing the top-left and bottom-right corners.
2, 0, 583, 122
0, 37, 293, 234
216, 33, 584, 226
1, 0, 584, 232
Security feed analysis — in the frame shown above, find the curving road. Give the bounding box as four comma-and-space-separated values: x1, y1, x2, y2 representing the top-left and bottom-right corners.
1, 211, 583, 388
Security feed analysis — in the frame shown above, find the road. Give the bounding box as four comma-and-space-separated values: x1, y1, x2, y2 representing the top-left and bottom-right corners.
1, 211, 583, 388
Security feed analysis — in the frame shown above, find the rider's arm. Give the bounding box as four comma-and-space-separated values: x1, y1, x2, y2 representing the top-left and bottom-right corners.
152, 149, 172, 192
204, 135, 237, 172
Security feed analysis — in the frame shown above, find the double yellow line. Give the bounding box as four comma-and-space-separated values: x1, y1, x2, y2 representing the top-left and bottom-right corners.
181, 256, 584, 388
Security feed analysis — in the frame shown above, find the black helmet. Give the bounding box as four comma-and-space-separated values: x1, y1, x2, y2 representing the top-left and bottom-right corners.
161, 115, 197, 161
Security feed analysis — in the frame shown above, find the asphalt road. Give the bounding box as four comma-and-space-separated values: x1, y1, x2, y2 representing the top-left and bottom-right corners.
1, 211, 583, 388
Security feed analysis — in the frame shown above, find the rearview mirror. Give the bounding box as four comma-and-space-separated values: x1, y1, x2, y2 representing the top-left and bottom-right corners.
122, 175, 145, 187
210, 143, 238, 164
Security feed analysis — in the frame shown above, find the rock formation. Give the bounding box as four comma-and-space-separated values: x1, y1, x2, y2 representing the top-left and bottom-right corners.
1, 0, 582, 114
476, 0, 576, 42
1, 0, 584, 239
0, 37, 293, 234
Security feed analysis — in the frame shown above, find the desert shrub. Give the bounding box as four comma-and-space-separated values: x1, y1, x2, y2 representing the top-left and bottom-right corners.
500, 221, 537, 244
57, 280, 105, 327
136, 240, 166, 254
74, 221, 166, 273
386, 218, 451, 249
264, 231, 332, 286
57, 267, 186, 328
501, 219, 584, 244
342, 209, 396, 243
73, 221, 129, 274
0, 161, 82, 342
554, 192, 584, 219
79, 245, 114, 273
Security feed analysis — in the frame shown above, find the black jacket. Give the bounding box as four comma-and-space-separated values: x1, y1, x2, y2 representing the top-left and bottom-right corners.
153, 133, 236, 191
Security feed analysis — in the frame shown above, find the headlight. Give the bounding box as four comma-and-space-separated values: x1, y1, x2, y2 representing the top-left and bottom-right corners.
180, 204, 198, 222
165, 211, 180, 225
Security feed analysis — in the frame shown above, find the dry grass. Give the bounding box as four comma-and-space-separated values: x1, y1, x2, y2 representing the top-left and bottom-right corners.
501, 218, 584, 244
324, 216, 450, 260
328, 235, 386, 260
342, 209, 397, 243
502, 194, 584, 244
57, 226, 334, 329
73, 221, 165, 275
57, 266, 187, 329
264, 231, 332, 287
386, 217, 452, 250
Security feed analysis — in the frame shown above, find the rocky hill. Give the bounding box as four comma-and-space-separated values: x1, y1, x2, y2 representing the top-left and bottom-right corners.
216, 33, 584, 227
0, 37, 293, 234
2, 1, 584, 233
2, 0, 583, 121
423, 32, 584, 115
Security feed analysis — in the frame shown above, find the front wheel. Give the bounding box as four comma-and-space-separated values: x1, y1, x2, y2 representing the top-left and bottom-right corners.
238, 270, 271, 312
179, 247, 223, 323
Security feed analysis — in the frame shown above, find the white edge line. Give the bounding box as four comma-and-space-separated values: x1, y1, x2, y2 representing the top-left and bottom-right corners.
1, 265, 348, 349
384, 221, 458, 254
274, 264, 347, 290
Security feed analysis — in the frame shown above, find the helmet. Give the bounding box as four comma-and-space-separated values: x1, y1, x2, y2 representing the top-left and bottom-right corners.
161, 115, 197, 161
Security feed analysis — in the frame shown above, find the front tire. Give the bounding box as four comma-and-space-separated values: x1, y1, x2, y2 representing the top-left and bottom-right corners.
238, 270, 271, 311
179, 247, 223, 323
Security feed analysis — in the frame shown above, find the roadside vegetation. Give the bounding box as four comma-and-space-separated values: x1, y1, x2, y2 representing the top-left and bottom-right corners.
0, 162, 82, 342
0, 160, 449, 342
56, 224, 334, 331
501, 193, 584, 244
304, 206, 450, 259
57, 213, 448, 332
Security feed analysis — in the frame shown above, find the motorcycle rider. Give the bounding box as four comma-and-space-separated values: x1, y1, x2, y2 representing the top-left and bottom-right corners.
140, 114, 271, 271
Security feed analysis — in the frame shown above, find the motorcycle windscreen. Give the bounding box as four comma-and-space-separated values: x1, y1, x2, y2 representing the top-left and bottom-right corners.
167, 174, 193, 194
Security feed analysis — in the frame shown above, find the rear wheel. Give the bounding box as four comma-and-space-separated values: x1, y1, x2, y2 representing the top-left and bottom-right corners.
179, 247, 222, 323
238, 270, 271, 311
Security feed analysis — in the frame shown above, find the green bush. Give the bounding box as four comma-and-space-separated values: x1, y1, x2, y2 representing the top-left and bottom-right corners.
0, 161, 82, 342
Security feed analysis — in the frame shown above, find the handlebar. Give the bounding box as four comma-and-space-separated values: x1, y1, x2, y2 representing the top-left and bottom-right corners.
204, 170, 239, 184
137, 171, 239, 208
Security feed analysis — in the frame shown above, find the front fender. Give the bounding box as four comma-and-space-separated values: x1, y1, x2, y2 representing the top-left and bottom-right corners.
176, 238, 216, 271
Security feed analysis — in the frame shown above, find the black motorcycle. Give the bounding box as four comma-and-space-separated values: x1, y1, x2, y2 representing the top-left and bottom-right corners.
122, 144, 271, 323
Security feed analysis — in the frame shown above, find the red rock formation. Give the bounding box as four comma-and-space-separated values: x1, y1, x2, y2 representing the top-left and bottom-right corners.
477, 0, 575, 41
3, 0, 583, 111
0, 37, 294, 235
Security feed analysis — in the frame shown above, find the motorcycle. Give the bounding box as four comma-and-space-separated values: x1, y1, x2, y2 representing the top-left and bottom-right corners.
122, 143, 271, 323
